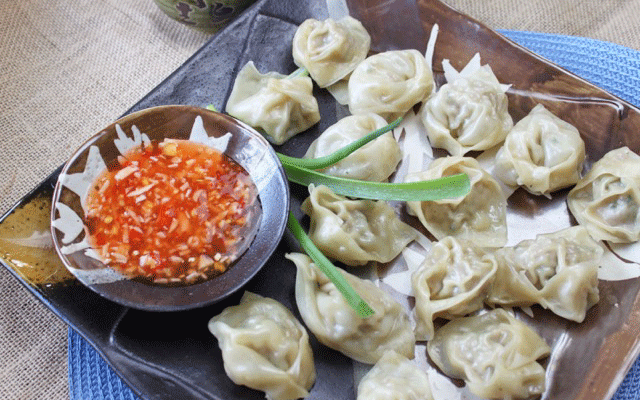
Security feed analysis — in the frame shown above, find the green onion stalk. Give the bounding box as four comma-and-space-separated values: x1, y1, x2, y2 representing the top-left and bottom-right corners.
287, 212, 375, 318
279, 118, 470, 318
207, 94, 471, 319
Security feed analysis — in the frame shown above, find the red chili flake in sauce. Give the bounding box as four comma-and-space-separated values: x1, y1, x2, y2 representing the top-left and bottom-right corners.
85, 139, 259, 286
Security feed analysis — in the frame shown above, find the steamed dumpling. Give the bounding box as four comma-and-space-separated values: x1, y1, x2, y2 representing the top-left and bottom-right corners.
412, 236, 498, 340
405, 156, 508, 247
301, 185, 416, 266
208, 292, 316, 400
427, 309, 550, 400
568, 146, 640, 243
348, 49, 434, 121
421, 61, 513, 155
303, 114, 402, 182
226, 61, 320, 145
495, 104, 585, 196
287, 252, 415, 364
357, 351, 434, 400
487, 226, 602, 322
292, 16, 371, 88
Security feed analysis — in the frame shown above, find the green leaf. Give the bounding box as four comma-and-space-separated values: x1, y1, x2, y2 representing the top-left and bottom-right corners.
276, 117, 403, 170
287, 212, 374, 318
280, 160, 470, 201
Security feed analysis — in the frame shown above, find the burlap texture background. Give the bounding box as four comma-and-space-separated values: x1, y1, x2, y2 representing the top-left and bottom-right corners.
0, 1, 638, 399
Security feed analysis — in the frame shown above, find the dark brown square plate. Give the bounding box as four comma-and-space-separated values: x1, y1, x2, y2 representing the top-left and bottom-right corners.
1, 0, 640, 399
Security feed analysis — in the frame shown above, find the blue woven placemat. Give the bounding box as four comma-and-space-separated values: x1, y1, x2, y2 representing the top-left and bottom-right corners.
68, 30, 640, 400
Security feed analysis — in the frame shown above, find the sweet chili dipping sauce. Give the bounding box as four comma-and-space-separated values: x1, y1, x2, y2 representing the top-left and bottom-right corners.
85, 139, 260, 286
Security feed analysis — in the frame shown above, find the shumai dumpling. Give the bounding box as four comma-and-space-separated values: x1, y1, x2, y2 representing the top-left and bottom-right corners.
405, 156, 508, 247
357, 351, 434, 400
568, 146, 640, 243
287, 252, 415, 364
301, 185, 416, 266
292, 16, 371, 88
495, 104, 585, 196
487, 226, 602, 322
226, 61, 320, 145
421, 57, 513, 155
427, 309, 550, 400
412, 236, 498, 341
208, 292, 316, 400
348, 49, 434, 122
303, 114, 401, 182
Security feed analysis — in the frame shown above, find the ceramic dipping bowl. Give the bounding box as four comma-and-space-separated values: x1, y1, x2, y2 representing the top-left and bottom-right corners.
50, 105, 289, 311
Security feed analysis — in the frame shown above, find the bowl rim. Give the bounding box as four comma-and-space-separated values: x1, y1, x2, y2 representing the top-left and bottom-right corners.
50, 104, 290, 311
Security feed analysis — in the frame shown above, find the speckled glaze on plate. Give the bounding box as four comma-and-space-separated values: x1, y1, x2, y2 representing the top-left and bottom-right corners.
1, 0, 640, 399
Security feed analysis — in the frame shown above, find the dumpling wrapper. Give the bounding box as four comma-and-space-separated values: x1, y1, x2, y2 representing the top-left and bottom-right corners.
301, 185, 416, 266
226, 61, 320, 145
325, 75, 350, 105
421, 59, 513, 155
495, 104, 586, 196
405, 156, 508, 247
292, 16, 370, 88
568, 146, 640, 243
356, 350, 434, 400
427, 309, 550, 400
287, 252, 415, 364
208, 291, 316, 400
303, 114, 401, 182
348, 49, 434, 122
487, 226, 602, 322
412, 236, 498, 341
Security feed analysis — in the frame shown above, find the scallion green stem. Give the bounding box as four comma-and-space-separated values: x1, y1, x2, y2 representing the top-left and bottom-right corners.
276, 117, 403, 170
287, 211, 374, 318
281, 161, 470, 201
287, 67, 310, 79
